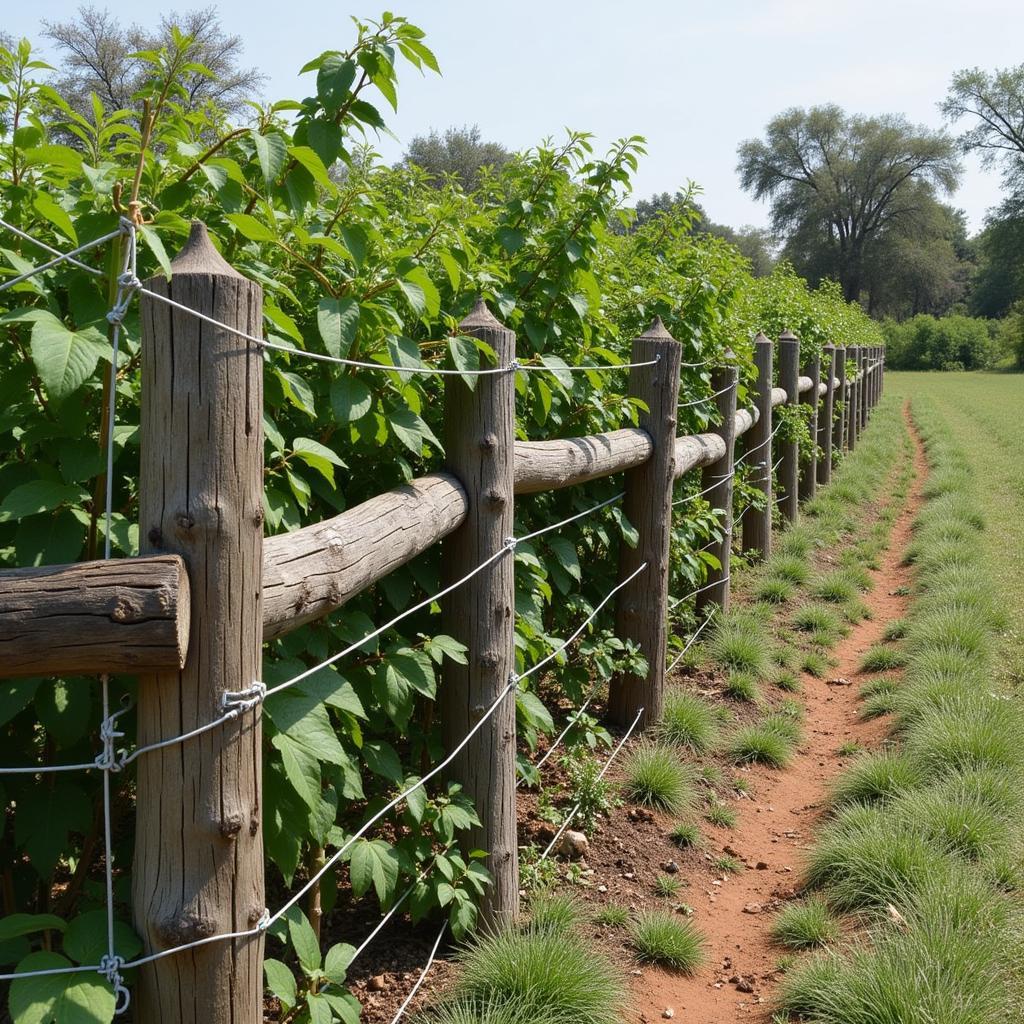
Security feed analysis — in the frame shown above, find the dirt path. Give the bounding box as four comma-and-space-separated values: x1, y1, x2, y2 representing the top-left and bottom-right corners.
629, 405, 927, 1024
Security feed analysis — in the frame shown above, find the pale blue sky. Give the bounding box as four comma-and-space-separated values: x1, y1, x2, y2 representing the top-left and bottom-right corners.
9, 0, 1024, 233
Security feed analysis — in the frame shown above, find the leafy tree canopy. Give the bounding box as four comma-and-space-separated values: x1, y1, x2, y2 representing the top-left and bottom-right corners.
400, 123, 511, 191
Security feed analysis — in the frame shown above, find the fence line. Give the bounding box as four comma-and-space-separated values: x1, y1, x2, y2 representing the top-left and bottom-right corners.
0, 220, 885, 1020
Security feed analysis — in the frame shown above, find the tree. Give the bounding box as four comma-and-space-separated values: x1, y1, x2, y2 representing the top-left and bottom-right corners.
943, 65, 1024, 197
400, 124, 510, 190
737, 105, 961, 304
43, 5, 264, 119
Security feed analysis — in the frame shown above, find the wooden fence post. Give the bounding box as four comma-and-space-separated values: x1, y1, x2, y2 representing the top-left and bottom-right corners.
798, 349, 819, 502
777, 330, 800, 523
858, 347, 868, 431
697, 362, 738, 616
816, 344, 835, 486
846, 345, 859, 450
609, 318, 682, 731
440, 299, 518, 927
134, 222, 264, 1023
741, 333, 773, 560
833, 345, 847, 453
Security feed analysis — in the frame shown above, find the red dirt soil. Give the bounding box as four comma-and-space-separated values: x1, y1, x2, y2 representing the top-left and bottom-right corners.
628, 406, 926, 1023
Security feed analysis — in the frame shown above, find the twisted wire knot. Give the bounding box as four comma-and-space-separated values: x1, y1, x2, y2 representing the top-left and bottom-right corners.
221, 681, 267, 715
99, 954, 130, 1014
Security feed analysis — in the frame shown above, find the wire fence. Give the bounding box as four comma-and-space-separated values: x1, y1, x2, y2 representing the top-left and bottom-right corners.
0, 219, 678, 1015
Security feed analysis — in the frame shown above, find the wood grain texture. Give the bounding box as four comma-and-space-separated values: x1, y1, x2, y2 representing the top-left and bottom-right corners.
609, 321, 682, 730
262, 473, 467, 640
817, 346, 835, 486
777, 331, 800, 523
697, 364, 738, 616
134, 222, 264, 1024
514, 429, 652, 494
0, 555, 188, 678
742, 334, 773, 560
833, 346, 847, 453
799, 352, 820, 502
440, 300, 518, 927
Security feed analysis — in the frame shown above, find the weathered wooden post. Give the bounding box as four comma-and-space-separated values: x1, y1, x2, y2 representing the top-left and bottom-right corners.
697, 361, 738, 616
135, 222, 264, 1023
742, 333, 773, 560
440, 299, 518, 927
609, 318, 682, 731
846, 345, 860, 449
858, 347, 868, 431
833, 345, 847, 453
817, 344, 835, 486
777, 330, 800, 523
798, 349, 819, 502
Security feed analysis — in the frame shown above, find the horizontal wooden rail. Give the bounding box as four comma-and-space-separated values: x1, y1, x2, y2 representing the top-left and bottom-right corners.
514, 428, 652, 495
0, 555, 190, 679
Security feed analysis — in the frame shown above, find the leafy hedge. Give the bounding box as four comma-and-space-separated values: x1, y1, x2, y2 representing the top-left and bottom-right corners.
0, 13, 884, 1020
881, 313, 998, 370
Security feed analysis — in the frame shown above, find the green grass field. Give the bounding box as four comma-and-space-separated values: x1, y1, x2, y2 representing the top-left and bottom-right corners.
888, 372, 1024, 684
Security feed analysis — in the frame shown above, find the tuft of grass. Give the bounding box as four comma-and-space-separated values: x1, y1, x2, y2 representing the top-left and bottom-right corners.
883, 618, 907, 641
526, 891, 582, 935
837, 740, 864, 757
800, 650, 829, 677
669, 821, 701, 848
812, 570, 860, 604
660, 689, 719, 752
756, 576, 795, 604
792, 603, 844, 640
713, 854, 744, 874
593, 904, 629, 928
773, 669, 802, 692
766, 553, 811, 584
829, 750, 925, 808
858, 675, 900, 699
707, 612, 772, 677
705, 801, 737, 828
860, 644, 908, 672
655, 874, 683, 897
724, 671, 762, 703
892, 786, 1009, 862
771, 898, 839, 950
904, 699, 1024, 776
629, 912, 706, 973
452, 924, 625, 1024
725, 722, 795, 768
621, 742, 695, 815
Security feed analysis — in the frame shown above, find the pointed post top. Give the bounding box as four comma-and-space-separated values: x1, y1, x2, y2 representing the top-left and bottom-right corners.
753, 331, 772, 344
639, 316, 676, 341
459, 296, 508, 332
170, 221, 245, 279
778, 329, 798, 342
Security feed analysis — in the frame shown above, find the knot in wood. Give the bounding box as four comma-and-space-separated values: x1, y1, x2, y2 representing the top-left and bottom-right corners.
479, 433, 498, 454
219, 812, 244, 839
110, 597, 141, 623
174, 512, 195, 532
147, 526, 163, 546
479, 651, 500, 670
253, 506, 265, 527
485, 489, 506, 510
155, 910, 216, 948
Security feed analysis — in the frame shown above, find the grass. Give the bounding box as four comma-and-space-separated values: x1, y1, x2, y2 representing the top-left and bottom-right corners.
755, 575, 795, 604
448, 923, 625, 1024
725, 721, 796, 767
859, 644, 908, 671
791, 603, 845, 641
723, 671, 761, 702
705, 801, 737, 828
707, 612, 772, 677
773, 669, 802, 692
713, 854, 744, 874
771, 898, 839, 949
812, 569, 863, 604
669, 821, 701, 848
882, 618, 907, 640
629, 912, 706, 973
800, 649, 829, 677
764, 553, 811, 585
828, 750, 925, 808
527, 891, 582, 934
654, 874, 682, 897
659, 688, 719, 752
593, 904, 629, 928
620, 742, 695, 814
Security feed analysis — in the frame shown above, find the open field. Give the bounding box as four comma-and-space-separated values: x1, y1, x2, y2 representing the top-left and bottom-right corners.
888, 373, 1024, 684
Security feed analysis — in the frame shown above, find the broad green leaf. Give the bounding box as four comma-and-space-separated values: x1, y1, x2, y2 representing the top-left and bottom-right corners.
14, 509, 87, 566
291, 437, 345, 486
270, 733, 322, 809
286, 908, 321, 976
321, 991, 361, 1024
0, 679, 40, 729
225, 213, 277, 243
448, 334, 480, 390
14, 780, 91, 878
29, 316, 108, 401
251, 130, 288, 187
323, 942, 355, 985
316, 297, 360, 359
31, 194, 76, 242
265, 691, 346, 766
263, 958, 297, 1011
0, 914, 66, 944
547, 536, 581, 582
348, 838, 400, 904
363, 740, 403, 783
317, 56, 357, 113
307, 993, 333, 1024
62, 910, 142, 964
388, 651, 436, 698
0, 481, 86, 523
404, 267, 440, 318
329, 377, 373, 423
287, 146, 337, 194
35, 679, 92, 748
389, 406, 443, 456
395, 278, 426, 316
137, 224, 172, 280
